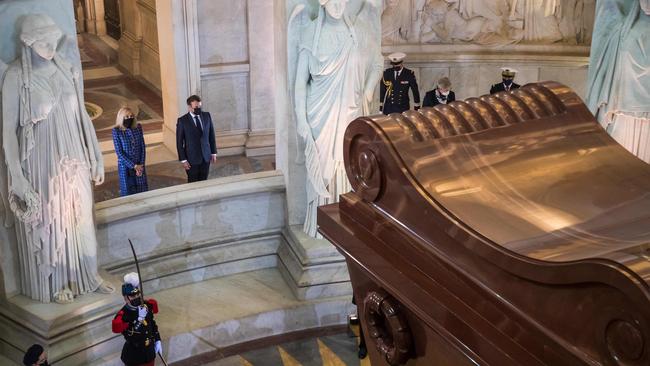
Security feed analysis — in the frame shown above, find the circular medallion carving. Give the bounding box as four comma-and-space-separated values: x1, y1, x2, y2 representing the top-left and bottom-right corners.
352, 148, 381, 202
363, 289, 412, 365
606, 319, 644, 361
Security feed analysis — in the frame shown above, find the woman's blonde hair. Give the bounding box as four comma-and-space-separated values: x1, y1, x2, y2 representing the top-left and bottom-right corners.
115, 107, 136, 130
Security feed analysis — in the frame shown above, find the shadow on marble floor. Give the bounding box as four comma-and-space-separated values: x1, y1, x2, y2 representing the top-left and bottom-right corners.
177, 330, 369, 366
94, 154, 276, 202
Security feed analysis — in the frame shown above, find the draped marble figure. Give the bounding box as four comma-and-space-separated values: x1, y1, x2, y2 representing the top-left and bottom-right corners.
586, 0, 650, 163
383, 0, 596, 45
1, 14, 113, 303
290, 0, 383, 237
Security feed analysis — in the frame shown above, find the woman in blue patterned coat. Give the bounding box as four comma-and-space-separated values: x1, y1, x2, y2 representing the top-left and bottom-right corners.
112, 107, 148, 196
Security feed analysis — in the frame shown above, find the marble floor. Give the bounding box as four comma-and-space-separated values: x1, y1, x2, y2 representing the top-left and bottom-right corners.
88, 269, 360, 365
192, 331, 370, 366
79, 32, 164, 142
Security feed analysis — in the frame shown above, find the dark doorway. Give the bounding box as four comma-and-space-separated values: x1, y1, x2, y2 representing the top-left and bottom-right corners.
104, 0, 121, 40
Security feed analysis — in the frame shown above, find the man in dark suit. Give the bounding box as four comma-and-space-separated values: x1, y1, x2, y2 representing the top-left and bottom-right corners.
490, 67, 521, 94
176, 95, 217, 183
423, 76, 456, 107
380, 52, 420, 115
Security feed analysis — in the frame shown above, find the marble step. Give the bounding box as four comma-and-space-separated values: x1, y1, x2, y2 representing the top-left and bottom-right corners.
89, 268, 355, 365
278, 225, 352, 300
0, 354, 20, 366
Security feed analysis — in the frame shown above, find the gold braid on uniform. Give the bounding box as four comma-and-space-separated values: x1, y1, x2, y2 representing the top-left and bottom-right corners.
382, 77, 393, 105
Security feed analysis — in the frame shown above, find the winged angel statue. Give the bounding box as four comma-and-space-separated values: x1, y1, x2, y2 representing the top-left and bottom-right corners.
289, 0, 383, 238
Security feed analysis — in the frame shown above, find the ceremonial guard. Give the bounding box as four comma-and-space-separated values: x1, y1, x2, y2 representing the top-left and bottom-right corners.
490, 67, 521, 94
112, 273, 162, 366
380, 52, 420, 114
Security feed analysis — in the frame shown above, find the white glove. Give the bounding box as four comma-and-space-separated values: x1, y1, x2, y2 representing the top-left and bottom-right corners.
137, 305, 148, 322
155, 340, 162, 354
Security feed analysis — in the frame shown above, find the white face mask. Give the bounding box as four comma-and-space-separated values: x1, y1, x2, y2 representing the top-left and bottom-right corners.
438, 89, 450, 96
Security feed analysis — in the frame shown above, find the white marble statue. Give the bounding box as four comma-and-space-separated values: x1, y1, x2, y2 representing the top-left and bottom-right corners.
586, 0, 650, 163
290, 0, 383, 237
1, 14, 113, 303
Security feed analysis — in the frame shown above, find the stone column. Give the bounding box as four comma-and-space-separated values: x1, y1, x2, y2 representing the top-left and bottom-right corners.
245, 0, 276, 157
156, 0, 200, 153
83, 0, 106, 35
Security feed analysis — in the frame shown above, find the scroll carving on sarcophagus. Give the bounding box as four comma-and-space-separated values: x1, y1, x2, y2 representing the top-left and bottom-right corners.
318, 81, 650, 366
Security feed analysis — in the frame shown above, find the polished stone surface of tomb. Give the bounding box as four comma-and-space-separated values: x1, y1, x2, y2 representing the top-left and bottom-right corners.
319, 82, 650, 365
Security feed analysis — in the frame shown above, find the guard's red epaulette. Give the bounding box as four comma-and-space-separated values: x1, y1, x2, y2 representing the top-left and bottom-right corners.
146, 299, 158, 314
112, 309, 128, 334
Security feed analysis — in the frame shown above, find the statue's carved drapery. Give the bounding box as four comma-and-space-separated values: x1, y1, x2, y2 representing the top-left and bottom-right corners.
382, 0, 596, 45
1, 14, 112, 303
290, 0, 382, 237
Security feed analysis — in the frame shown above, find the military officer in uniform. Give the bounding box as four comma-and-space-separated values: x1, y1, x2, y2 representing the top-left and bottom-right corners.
380, 52, 421, 115
112, 273, 162, 366
490, 67, 521, 94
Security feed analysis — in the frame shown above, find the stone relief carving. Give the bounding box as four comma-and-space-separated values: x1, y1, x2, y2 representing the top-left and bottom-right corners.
289, 0, 383, 237
1, 14, 113, 303
382, 0, 595, 45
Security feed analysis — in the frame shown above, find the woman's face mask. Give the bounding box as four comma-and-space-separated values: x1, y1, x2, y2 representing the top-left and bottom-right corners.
503, 78, 514, 86
123, 116, 135, 128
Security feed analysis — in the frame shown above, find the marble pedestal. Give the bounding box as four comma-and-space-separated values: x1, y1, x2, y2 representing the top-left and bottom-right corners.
278, 225, 352, 301
0, 272, 124, 366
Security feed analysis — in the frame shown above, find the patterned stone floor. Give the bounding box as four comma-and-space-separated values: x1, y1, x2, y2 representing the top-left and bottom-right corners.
94, 154, 276, 202
193, 331, 370, 366
79, 33, 164, 142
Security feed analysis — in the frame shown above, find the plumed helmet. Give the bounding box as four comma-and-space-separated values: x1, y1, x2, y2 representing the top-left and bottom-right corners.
121, 272, 140, 296
20, 14, 63, 46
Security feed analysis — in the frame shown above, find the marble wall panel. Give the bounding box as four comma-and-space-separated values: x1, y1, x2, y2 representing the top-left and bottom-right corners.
141, 45, 162, 89
419, 67, 450, 94
96, 174, 286, 266
197, 0, 248, 65
120, 0, 138, 36
201, 73, 250, 132
449, 66, 481, 101
540, 66, 588, 100
177, 192, 285, 242
139, 2, 159, 52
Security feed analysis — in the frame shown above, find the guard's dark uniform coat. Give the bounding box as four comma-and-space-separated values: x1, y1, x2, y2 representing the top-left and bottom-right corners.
380, 67, 420, 115
112, 299, 161, 366
490, 82, 521, 94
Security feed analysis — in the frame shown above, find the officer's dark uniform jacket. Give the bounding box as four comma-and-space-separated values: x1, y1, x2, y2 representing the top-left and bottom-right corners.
490, 82, 521, 94
380, 67, 420, 115
112, 299, 161, 365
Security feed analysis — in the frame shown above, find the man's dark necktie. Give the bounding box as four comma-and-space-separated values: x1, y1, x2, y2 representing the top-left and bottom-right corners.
194, 115, 203, 136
